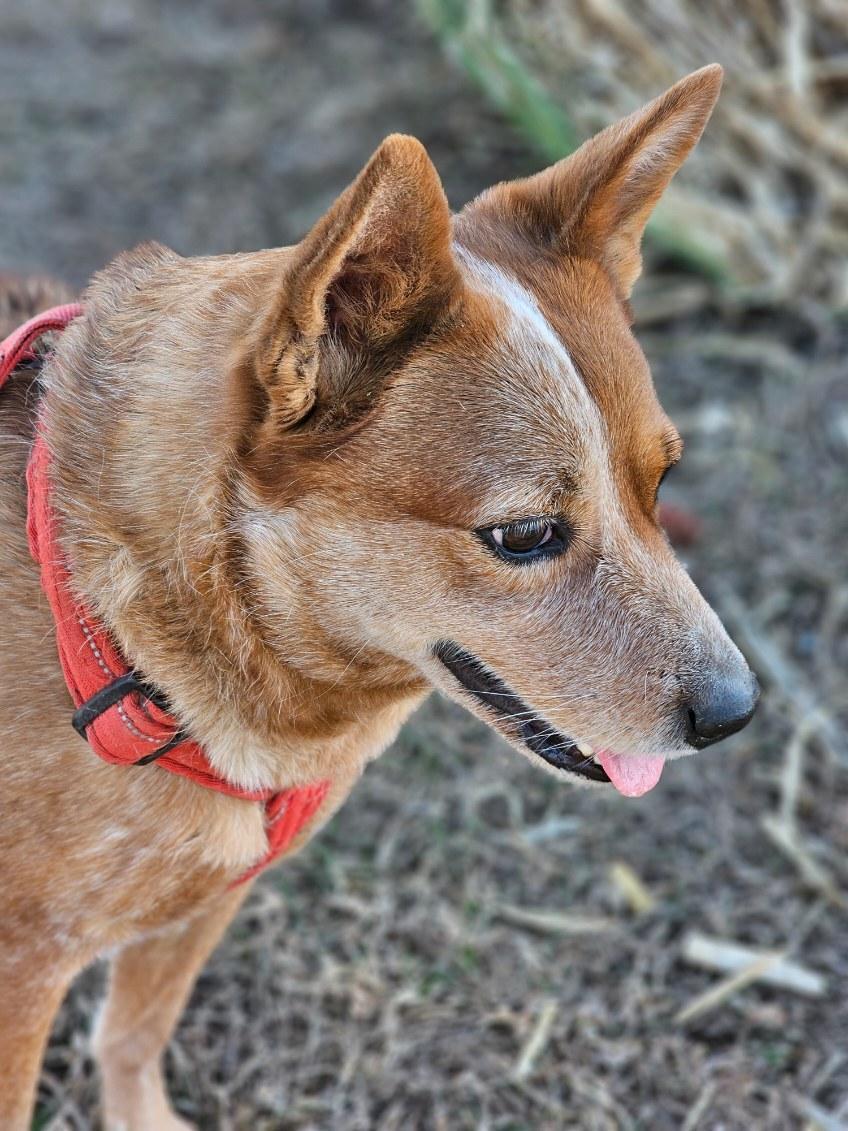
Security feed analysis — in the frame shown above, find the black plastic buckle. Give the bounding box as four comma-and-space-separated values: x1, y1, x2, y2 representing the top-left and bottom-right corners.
71, 671, 187, 765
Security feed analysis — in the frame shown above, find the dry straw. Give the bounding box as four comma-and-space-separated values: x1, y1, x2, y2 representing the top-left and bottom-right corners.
424, 0, 848, 306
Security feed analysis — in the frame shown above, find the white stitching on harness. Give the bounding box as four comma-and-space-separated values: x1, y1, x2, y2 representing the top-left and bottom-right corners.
267, 799, 291, 827
78, 617, 160, 744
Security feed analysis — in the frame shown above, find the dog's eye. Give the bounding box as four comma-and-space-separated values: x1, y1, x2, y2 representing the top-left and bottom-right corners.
478, 517, 568, 563
656, 464, 674, 500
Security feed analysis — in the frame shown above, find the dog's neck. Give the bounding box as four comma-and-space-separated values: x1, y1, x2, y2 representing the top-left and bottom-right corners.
38, 245, 426, 791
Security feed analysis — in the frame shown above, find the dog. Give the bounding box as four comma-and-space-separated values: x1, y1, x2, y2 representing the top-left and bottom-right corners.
0, 64, 758, 1129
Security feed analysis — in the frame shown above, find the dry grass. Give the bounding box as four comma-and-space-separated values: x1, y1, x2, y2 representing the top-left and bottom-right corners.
427, 0, 848, 306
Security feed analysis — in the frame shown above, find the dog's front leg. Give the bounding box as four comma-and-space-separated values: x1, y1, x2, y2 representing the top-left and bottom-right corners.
0, 958, 76, 1130
94, 883, 251, 1131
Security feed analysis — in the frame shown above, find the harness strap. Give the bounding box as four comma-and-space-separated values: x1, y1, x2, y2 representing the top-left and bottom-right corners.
70, 670, 188, 763
0, 303, 84, 386
0, 303, 331, 883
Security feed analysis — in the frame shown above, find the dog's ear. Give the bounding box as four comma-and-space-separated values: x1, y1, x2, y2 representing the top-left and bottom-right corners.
466, 66, 722, 298
252, 134, 459, 432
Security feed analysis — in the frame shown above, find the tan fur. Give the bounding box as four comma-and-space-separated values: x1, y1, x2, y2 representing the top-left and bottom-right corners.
0, 68, 750, 1128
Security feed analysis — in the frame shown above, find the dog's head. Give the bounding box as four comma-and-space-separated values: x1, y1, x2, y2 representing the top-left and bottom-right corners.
229, 64, 758, 795
234, 65, 759, 793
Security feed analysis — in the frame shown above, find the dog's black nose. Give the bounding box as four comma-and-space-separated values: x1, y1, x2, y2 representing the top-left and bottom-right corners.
683, 672, 759, 749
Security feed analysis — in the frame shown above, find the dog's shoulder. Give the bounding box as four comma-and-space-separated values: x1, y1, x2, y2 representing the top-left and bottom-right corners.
0, 273, 76, 339
0, 275, 76, 493
0, 275, 81, 607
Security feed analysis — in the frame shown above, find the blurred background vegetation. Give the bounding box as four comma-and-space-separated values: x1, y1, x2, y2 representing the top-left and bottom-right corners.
2, 1, 846, 1129
423, 0, 848, 305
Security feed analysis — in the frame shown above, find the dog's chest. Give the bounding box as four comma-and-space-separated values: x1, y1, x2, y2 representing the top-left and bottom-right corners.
0, 754, 270, 958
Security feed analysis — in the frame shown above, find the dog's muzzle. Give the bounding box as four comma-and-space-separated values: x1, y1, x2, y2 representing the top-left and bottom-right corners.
433, 640, 610, 783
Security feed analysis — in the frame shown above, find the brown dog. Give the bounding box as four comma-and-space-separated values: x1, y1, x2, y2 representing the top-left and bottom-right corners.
0, 65, 757, 1129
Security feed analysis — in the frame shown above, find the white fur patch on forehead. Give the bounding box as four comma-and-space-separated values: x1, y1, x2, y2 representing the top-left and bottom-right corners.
454, 246, 604, 426
455, 246, 560, 347
453, 247, 612, 520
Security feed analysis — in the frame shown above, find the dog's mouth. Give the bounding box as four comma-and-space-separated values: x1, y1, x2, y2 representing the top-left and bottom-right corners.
432, 641, 666, 796
433, 640, 609, 783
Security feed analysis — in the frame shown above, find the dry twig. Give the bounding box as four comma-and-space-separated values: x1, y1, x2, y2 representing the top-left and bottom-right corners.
608, 860, 656, 915
496, 904, 617, 936
681, 931, 826, 997
513, 999, 559, 1080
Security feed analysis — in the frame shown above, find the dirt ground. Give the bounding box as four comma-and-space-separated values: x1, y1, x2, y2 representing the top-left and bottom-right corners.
2, 2, 847, 1129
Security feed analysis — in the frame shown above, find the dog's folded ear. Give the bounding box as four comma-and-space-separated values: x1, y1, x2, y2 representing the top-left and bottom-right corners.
464, 65, 723, 298
251, 134, 459, 433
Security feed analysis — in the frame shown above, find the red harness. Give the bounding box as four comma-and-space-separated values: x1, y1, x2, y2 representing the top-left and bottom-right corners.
0, 306, 330, 884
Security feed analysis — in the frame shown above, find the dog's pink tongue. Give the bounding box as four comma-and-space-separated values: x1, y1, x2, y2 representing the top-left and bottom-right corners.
596, 750, 665, 797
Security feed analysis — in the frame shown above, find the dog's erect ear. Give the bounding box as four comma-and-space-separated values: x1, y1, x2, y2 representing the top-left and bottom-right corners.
466, 66, 722, 298
253, 134, 459, 431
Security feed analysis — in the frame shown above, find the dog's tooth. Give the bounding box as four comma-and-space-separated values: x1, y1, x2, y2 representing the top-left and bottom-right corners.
577, 742, 594, 757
